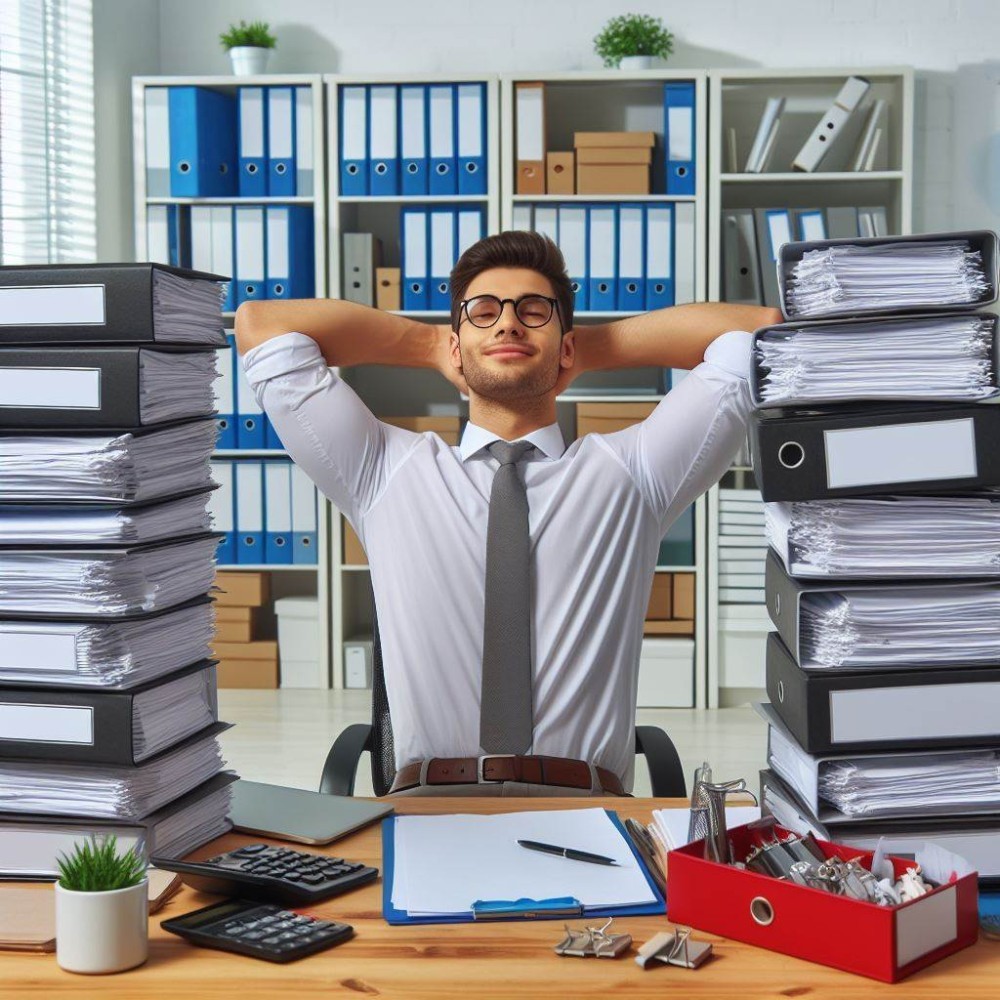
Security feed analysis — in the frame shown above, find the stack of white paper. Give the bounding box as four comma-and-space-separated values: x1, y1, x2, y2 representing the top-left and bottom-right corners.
130, 666, 217, 761
151, 268, 226, 345
138, 350, 217, 423
785, 241, 990, 318
767, 495, 1000, 578
755, 315, 997, 405
649, 805, 761, 852
0, 421, 218, 503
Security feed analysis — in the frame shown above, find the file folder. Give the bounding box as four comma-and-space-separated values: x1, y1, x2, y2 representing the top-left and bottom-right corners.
209, 460, 236, 565
824, 206, 859, 239
512, 204, 532, 231
644, 205, 674, 310
456, 207, 485, 258
0, 661, 217, 766
674, 202, 696, 304
749, 403, 1000, 501
341, 233, 381, 307
264, 415, 283, 451
765, 632, 1000, 755
235, 349, 266, 448
235, 461, 264, 563
617, 204, 645, 312
401, 207, 430, 311
514, 82, 546, 195
290, 465, 318, 564
430, 208, 456, 312
237, 86, 267, 197
263, 461, 293, 564
213, 334, 236, 449
456, 82, 487, 195
267, 86, 296, 196
754, 207, 792, 309
587, 205, 617, 311
189, 206, 213, 275
429, 84, 457, 195
210, 206, 236, 313
146, 206, 188, 269
533, 205, 558, 244
400, 85, 429, 196
368, 85, 399, 195
168, 87, 237, 197
294, 86, 314, 197
792, 76, 870, 173
143, 87, 171, 198
265, 205, 315, 299
722, 209, 762, 304
663, 82, 696, 195
339, 86, 369, 196
234, 206, 266, 305
793, 208, 827, 242
557, 205, 588, 313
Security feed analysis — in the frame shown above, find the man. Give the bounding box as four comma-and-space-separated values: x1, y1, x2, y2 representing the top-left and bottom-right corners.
236, 231, 780, 796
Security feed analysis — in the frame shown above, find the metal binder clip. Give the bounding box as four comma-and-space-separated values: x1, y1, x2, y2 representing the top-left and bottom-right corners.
635, 926, 713, 970
553, 918, 632, 959
896, 867, 930, 902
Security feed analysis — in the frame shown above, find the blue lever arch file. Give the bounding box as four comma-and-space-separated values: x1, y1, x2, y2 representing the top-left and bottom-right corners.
168, 87, 237, 197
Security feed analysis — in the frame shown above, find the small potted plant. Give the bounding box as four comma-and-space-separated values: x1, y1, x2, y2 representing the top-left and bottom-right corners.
55, 836, 148, 974
219, 19, 277, 76
594, 13, 674, 70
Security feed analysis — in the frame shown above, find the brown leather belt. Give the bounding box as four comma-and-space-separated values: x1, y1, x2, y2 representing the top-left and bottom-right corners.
389, 755, 625, 796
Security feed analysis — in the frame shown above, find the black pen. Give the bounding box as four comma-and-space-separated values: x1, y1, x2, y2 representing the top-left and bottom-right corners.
517, 839, 620, 866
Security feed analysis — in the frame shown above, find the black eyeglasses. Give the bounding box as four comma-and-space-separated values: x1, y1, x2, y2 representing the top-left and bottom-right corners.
458, 294, 562, 331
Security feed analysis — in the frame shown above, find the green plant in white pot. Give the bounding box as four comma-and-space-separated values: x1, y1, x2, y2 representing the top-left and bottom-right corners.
594, 13, 674, 70
55, 836, 148, 974
220, 19, 277, 76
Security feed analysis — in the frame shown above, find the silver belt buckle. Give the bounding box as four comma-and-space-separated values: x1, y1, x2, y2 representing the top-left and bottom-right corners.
478, 754, 516, 783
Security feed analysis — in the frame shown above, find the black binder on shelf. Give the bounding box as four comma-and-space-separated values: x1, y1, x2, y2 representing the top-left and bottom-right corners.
721, 208, 763, 304
0, 345, 217, 429
0, 660, 218, 765
749, 403, 1000, 502
765, 631, 1000, 754
0, 263, 227, 345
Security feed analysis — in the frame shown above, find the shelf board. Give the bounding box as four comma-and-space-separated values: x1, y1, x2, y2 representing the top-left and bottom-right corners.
341, 564, 371, 572
655, 565, 697, 573
720, 170, 904, 183
217, 564, 318, 572
146, 197, 315, 205
338, 195, 489, 204
512, 194, 695, 203
214, 450, 288, 457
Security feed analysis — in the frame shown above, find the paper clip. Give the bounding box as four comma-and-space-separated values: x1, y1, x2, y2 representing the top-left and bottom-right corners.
635, 926, 713, 970
553, 918, 632, 959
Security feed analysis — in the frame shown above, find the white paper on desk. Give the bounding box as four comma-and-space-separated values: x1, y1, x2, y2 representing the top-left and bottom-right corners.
650, 806, 760, 852
390, 808, 656, 917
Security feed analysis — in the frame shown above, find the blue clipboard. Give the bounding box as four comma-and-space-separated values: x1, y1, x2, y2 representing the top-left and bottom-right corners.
381, 809, 666, 925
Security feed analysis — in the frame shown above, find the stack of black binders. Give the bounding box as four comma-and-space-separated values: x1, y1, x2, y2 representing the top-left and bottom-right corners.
0, 263, 238, 878
747, 230, 1000, 888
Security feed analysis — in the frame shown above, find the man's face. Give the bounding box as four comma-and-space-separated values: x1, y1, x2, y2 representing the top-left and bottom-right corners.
450, 267, 574, 403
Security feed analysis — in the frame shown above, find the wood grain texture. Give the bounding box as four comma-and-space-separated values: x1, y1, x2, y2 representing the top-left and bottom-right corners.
2, 797, 996, 998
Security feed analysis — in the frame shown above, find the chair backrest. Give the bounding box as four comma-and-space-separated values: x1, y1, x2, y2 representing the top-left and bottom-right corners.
369, 608, 397, 797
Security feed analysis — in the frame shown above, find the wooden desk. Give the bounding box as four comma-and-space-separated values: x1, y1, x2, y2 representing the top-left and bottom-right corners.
4, 797, 997, 997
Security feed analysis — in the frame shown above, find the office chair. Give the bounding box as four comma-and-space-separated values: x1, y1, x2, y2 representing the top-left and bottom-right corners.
320, 602, 687, 798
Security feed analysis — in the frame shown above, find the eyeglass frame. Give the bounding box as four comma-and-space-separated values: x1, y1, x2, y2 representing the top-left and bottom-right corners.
453, 294, 565, 334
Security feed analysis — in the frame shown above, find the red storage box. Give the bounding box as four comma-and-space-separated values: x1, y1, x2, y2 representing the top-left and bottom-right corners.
667, 823, 978, 982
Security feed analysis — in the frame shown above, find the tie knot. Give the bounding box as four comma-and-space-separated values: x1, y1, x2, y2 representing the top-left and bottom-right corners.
488, 440, 535, 466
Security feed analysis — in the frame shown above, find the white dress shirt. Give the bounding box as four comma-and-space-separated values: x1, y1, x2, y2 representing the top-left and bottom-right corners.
244, 330, 753, 789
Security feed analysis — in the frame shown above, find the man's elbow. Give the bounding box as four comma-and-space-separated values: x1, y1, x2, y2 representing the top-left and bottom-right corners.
234, 301, 271, 355
760, 306, 784, 329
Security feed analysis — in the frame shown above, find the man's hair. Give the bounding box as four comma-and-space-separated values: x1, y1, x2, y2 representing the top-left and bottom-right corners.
449, 230, 575, 333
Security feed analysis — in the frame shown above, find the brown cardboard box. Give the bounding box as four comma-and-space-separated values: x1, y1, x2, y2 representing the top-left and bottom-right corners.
216, 658, 279, 689
383, 415, 461, 445
577, 163, 649, 195
644, 619, 695, 637
576, 146, 653, 165
546, 152, 574, 194
214, 605, 254, 624
214, 571, 270, 607
517, 160, 545, 194
574, 131, 655, 149
646, 573, 673, 621
211, 640, 278, 661
215, 618, 255, 643
575, 403, 657, 438
343, 519, 367, 566
376, 267, 401, 311
673, 573, 696, 619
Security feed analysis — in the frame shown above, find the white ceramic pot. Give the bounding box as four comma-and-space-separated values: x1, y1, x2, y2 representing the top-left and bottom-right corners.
619, 55, 654, 70
55, 880, 148, 974
229, 46, 271, 76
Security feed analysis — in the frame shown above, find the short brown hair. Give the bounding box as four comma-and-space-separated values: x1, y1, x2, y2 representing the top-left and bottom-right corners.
449, 230, 574, 333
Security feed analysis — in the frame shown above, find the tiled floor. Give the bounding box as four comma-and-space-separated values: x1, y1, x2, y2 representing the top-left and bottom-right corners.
217, 689, 769, 798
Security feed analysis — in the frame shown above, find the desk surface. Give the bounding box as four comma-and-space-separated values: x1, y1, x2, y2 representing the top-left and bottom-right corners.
4, 796, 998, 997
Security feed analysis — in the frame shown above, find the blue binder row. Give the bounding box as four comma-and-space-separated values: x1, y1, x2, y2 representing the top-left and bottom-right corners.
401, 205, 486, 311
214, 332, 285, 450
144, 85, 315, 198
210, 458, 319, 566
340, 83, 488, 197
663, 82, 697, 196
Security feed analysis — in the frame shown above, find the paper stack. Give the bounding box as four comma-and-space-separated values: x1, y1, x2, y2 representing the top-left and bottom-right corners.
0, 263, 236, 878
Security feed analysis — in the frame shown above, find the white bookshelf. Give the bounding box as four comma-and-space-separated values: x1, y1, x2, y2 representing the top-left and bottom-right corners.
131, 74, 333, 689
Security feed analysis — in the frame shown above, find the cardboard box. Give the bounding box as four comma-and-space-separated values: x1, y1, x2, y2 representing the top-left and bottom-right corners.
216, 657, 279, 689
576, 146, 652, 165
643, 619, 694, 636
574, 131, 655, 148
383, 415, 461, 445
215, 618, 254, 643
214, 605, 255, 625
673, 572, 696, 619
517, 160, 545, 194
645, 573, 672, 620
214, 571, 270, 607
577, 163, 649, 195
637, 638, 694, 707
546, 152, 574, 194
719, 604, 771, 689
343, 519, 367, 566
376, 267, 401, 311
211, 640, 278, 661
575, 402, 657, 438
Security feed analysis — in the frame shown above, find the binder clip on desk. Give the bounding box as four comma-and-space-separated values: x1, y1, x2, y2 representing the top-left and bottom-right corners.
553, 918, 632, 958
636, 926, 713, 970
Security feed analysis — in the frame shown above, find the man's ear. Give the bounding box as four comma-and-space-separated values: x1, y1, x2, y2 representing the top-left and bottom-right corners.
560, 329, 575, 369
449, 330, 463, 371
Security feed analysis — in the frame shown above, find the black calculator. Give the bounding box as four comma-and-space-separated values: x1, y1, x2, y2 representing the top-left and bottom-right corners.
161, 899, 353, 962
150, 843, 378, 905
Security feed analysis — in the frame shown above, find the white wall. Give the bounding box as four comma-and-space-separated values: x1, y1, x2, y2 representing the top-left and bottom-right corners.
97, 0, 998, 258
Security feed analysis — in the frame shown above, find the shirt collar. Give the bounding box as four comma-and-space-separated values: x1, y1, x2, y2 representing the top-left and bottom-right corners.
459, 420, 566, 462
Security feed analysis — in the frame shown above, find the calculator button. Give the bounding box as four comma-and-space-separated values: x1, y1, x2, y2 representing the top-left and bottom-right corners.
261, 935, 283, 946
243, 930, 267, 941
301, 873, 326, 885
234, 845, 268, 856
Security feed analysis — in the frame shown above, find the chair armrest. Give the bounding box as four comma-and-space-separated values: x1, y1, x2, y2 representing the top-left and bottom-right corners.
319, 724, 373, 796
634, 725, 686, 798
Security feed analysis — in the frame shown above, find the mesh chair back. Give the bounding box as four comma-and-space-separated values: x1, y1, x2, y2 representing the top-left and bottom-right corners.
369, 606, 396, 796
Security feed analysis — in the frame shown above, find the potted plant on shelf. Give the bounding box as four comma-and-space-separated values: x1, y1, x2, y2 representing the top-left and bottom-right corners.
594, 13, 674, 70
55, 836, 149, 974
220, 19, 277, 76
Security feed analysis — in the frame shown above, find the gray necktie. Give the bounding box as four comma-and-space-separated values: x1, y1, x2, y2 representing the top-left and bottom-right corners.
480, 440, 535, 755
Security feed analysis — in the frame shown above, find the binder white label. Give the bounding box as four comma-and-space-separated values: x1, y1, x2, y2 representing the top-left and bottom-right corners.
269, 88, 294, 158
0, 703, 94, 745
824, 418, 977, 489
895, 885, 957, 968
0, 368, 101, 409
515, 84, 544, 160
0, 626, 81, 672
0, 285, 106, 326
667, 106, 693, 160
240, 87, 265, 157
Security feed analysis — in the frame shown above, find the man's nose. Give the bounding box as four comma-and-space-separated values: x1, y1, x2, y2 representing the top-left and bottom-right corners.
494, 300, 525, 336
